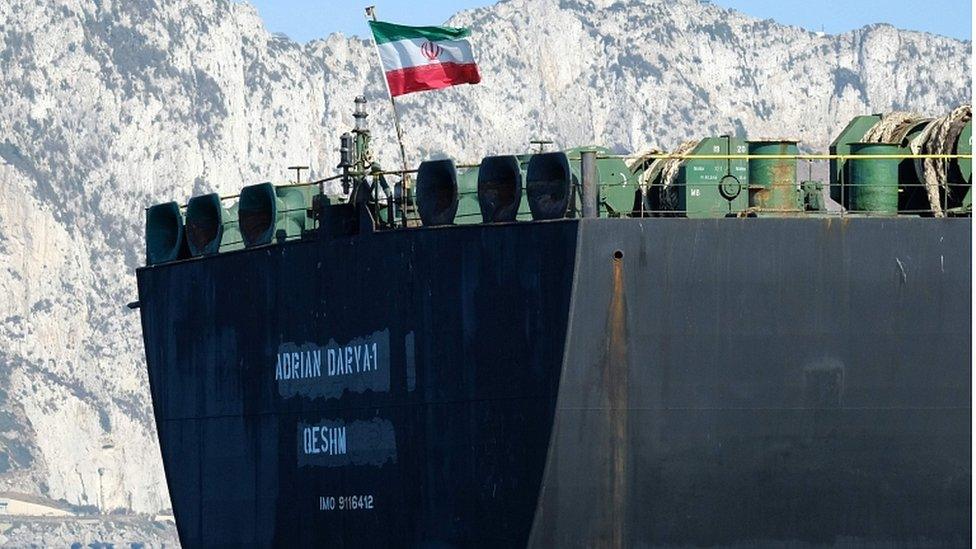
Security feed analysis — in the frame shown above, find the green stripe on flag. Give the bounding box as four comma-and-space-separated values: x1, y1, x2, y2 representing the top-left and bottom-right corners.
368, 21, 471, 45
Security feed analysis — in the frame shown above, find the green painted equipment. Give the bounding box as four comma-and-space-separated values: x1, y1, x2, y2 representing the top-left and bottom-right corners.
801, 180, 825, 212
221, 203, 243, 252
416, 159, 460, 226
895, 122, 932, 214
954, 120, 972, 184
239, 183, 310, 247
847, 142, 900, 214
455, 166, 481, 225
955, 119, 973, 215
692, 137, 748, 217
829, 113, 938, 213
145, 201, 189, 265
143, 97, 974, 271
597, 154, 636, 218
629, 153, 663, 217
276, 187, 311, 237
565, 147, 636, 217
830, 115, 881, 207
652, 137, 750, 217
185, 194, 243, 256
747, 140, 800, 212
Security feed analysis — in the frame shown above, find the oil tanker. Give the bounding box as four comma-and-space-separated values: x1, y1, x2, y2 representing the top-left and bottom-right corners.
135, 98, 972, 547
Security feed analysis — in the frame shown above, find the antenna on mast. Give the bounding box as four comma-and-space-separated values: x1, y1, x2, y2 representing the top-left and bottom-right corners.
288, 166, 309, 184
530, 139, 554, 153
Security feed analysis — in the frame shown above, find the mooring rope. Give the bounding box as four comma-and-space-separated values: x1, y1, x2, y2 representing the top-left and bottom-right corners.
863, 111, 929, 144
626, 150, 665, 191
657, 140, 700, 211
626, 150, 667, 215
910, 105, 971, 217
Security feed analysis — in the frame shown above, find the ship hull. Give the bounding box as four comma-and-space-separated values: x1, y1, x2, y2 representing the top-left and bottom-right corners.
136, 218, 971, 547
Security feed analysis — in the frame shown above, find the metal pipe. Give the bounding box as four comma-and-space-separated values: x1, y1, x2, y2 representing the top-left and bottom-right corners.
596, 153, 972, 161
581, 149, 598, 219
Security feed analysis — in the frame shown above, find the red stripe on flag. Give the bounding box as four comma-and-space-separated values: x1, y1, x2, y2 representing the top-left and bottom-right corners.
385, 62, 482, 97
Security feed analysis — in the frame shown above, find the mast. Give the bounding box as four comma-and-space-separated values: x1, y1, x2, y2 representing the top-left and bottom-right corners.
365, 5, 410, 227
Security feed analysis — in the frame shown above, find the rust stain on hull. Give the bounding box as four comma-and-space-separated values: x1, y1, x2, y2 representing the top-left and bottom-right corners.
604, 252, 629, 549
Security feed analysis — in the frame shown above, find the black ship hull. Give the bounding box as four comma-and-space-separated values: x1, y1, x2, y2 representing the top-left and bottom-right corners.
136, 218, 971, 547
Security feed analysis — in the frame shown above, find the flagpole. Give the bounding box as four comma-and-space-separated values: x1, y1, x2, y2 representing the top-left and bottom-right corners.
365, 6, 410, 227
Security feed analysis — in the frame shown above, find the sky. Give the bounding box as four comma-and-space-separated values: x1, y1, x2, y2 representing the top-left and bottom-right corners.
245, 0, 972, 43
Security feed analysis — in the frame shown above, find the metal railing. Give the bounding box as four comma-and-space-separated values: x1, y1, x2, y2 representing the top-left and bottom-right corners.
162, 152, 972, 249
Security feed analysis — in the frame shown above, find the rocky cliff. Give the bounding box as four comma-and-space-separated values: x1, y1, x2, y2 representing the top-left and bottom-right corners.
0, 0, 969, 525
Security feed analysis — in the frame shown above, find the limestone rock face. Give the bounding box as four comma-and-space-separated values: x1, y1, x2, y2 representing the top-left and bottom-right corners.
0, 0, 969, 520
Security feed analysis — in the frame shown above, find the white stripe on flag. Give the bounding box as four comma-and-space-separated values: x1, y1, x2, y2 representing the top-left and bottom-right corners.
376, 37, 475, 72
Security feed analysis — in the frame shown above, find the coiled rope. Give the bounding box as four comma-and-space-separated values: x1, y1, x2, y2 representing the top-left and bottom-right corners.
626, 150, 666, 215
658, 140, 700, 211
911, 105, 971, 217
863, 111, 929, 144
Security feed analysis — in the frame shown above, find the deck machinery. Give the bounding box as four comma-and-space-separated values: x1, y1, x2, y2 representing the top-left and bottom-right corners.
137, 99, 971, 547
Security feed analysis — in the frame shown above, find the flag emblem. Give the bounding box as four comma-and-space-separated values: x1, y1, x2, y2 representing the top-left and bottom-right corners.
368, 21, 482, 97
420, 41, 443, 62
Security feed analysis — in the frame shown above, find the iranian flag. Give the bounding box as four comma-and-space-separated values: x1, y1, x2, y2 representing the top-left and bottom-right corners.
368, 21, 482, 97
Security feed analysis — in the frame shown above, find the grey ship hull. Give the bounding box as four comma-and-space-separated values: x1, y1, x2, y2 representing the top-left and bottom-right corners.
136, 217, 971, 547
